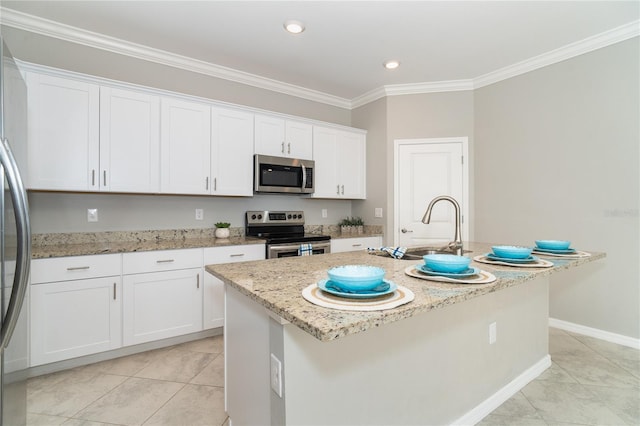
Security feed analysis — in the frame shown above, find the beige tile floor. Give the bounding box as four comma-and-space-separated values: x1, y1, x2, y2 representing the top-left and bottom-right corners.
26, 328, 639, 426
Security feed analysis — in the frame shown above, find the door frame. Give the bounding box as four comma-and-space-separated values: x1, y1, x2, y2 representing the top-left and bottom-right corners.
393, 137, 470, 246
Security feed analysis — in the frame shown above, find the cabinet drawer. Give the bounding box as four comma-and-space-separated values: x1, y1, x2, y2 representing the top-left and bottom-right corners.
31, 254, 122, 284
331, 236, 382, 253
123, 248, 202, 274
203, 244, 265, 264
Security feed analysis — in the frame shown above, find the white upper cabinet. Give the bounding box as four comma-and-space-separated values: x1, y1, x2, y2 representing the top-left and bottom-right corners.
160, 97, 211, 195
27, 73, 161, 193
211, 107, 254, 196
311, 126, 366, 199
100, 87, 160, 193
27, 73, 99, 191
254, 114, 313, 160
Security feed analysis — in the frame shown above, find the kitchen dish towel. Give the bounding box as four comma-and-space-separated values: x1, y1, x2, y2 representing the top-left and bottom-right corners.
367, 246, 407, 259
299, 243, 313, 256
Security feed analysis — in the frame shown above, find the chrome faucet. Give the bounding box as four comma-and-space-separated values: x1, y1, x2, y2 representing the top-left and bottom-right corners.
421, 195, 463, 255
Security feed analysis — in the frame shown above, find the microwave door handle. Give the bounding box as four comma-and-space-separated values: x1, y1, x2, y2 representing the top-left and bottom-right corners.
301, 163, 307, 192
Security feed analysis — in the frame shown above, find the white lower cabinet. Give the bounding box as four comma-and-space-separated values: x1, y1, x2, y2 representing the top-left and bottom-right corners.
203, 244, 265, 330
30, 254, 122, 366
122, 248, 203, 346
331, 236, 382, 253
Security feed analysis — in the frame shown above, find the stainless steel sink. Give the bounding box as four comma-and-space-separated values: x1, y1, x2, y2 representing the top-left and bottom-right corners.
401, 246, 472, 260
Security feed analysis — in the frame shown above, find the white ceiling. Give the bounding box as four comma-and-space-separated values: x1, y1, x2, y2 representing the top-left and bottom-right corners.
2, 1, 639, 106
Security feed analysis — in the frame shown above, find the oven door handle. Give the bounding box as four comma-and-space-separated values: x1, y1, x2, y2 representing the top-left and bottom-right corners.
269, 241, 331, 253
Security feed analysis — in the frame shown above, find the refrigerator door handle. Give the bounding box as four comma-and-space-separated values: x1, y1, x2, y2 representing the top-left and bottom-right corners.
0, 137, 31, 350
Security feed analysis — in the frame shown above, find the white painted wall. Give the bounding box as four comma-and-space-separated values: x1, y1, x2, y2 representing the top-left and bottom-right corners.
474, 38, 639, 339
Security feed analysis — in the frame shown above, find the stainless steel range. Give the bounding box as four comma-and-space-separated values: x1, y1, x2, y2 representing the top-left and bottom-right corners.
246, 210, 331, 259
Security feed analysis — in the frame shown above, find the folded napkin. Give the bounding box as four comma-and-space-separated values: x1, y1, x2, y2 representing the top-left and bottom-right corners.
299, 243, 313, 256
367, 246, 407, 259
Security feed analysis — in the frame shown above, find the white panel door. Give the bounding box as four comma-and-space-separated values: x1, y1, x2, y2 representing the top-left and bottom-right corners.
337, 131, 366, 199
100, 87, 160, 192
211, 107, 254, 196
311, 126, 339, 198
254, 114, 285, 157
160, 98, 211, 194
396, 141, 465, 247
284, 120, 313, 160
30, 277, 122, 366
27, 73, 99, 191
122, 268, 203, 346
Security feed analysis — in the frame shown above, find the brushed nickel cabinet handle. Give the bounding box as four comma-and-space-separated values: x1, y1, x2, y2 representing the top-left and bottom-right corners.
229, 253, 245, 258
352, 243, 362, 247
103, 170, 107, 186
214, 177, 217, 191
287, 142, 291, 154
197, 273, 200, 289
206, 177, 209, 190
66, 266, 90, 271
113, 283, 116, 300
156, 259, 175, 264
91, 170, 96, 186
336, 185, 340, 195
341, 185, 344, 195
281, 141, 285, 153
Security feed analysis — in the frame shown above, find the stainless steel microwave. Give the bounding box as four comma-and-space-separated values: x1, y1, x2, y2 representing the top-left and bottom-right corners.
254, 154, 314, 194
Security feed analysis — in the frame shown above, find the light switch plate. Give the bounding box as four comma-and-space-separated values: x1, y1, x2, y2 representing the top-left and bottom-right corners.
321, 208, 328, 218
374, 208, 383, 218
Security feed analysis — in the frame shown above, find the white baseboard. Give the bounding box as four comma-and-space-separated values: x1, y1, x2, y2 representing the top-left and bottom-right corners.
452, 355, 551, 426
549, 318, 640, 350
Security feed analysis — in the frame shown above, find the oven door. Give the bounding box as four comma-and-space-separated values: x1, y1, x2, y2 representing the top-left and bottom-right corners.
267, 241, 331, 259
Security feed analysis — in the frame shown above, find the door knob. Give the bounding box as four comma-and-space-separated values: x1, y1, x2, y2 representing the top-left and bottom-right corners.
401, 228, 413, 233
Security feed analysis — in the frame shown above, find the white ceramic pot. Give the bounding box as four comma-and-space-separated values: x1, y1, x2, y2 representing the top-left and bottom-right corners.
215, 228, 230, 239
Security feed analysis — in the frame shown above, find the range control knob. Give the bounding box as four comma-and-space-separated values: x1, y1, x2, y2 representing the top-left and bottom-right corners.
251, 214, 257, 220
257, 214, 263, 220
287, 214, 292, 219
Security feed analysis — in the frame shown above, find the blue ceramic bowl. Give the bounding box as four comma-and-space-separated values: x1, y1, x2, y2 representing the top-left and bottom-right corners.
535, 240, 571, 250
423, 254, 471, 273
327, 265, 386, 291
492, 245, 533, 259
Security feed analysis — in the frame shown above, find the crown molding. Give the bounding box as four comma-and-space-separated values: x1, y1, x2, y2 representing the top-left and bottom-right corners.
474, 20, 640, 89
0, 7, 352, 110
1, 7, 638, 109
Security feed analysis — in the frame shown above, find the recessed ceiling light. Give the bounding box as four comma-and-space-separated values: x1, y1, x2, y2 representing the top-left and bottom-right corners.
284, 20, 305, 34
384, 60, 400, 70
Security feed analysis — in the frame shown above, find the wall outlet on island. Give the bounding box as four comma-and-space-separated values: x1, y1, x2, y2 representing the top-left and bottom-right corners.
489, 322, 497, 345
270, 353, 283, 398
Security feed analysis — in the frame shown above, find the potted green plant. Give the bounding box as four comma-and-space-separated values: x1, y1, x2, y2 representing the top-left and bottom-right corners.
214, 222, 231, 239
339, 217, 365, 235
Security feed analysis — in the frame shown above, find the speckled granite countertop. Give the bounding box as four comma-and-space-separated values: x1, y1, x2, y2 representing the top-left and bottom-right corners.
31, 225, 383, 259
31, 228, 265, 259
206, 242, 605, 342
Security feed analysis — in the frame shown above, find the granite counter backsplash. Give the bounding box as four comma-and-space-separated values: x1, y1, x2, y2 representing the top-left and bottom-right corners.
31, 225, 384, 259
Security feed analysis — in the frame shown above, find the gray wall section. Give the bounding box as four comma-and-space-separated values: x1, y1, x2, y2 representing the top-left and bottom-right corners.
351, 97, 387, 234
474, 38, 639, 339
386, 91, 475, 245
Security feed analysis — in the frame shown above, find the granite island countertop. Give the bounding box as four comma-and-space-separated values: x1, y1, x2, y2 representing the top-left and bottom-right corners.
206, 242, 605, 342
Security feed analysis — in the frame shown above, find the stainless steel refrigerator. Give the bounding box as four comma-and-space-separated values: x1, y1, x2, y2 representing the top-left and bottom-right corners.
0, 32, 31, 426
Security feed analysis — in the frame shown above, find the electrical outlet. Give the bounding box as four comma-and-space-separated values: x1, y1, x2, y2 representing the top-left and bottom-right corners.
270, 353, 283, 398
195, 209, 204, 220
321, 208, 328, 218
87, 209, 98, 222
489, 322, 497, 344
374, 207, 383, 218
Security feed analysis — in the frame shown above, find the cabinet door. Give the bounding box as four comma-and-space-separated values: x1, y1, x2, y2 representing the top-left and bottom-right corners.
30, 277, 122, 366
27, 73, 99, 191
100, 87, 160, 193
254, 114, 285, 157
311, 126, 339, 198
337, 131, 366, 199
331, 236, 382, 253
123, 268, 203, 346
203, 244, 265, 330
211, 107, 254, 196
285, 121, 313, 160
160, 98, 211, 194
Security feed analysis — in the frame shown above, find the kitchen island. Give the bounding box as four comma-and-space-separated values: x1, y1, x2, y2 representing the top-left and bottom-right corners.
205, 242, 604, 425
